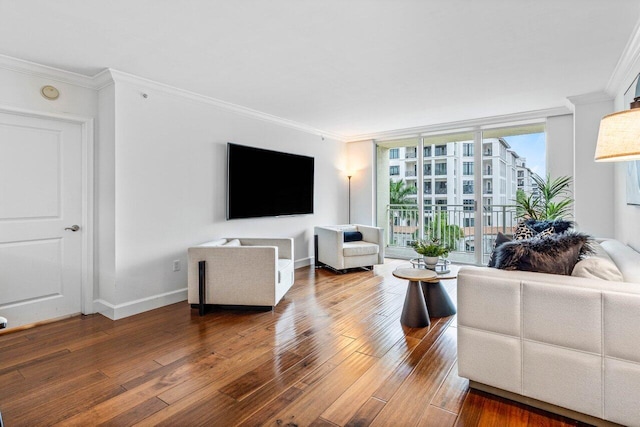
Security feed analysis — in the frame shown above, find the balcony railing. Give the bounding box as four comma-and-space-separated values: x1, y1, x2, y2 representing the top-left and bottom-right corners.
386, 203, 518, 264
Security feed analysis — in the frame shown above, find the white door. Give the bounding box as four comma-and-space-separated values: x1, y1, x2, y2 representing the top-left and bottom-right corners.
0, 112, 84, 328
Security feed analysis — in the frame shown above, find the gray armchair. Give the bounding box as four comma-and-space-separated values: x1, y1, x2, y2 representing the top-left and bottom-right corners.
314, 224, 384, 273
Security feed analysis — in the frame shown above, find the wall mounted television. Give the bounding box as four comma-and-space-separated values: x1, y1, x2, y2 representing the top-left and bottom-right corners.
226, 143, 315, 219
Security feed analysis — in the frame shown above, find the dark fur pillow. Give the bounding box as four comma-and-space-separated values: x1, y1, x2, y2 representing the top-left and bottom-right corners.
494, 232, 592, 275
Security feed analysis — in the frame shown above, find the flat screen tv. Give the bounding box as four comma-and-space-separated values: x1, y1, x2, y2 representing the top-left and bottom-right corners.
227, 143, 314, 219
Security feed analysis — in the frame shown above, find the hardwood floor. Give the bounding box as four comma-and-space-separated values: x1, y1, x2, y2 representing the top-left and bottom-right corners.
0, 259, 589, 426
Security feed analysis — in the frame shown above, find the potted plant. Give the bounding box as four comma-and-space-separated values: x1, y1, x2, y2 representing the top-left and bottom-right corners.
515, 174, 574, 220
412, 238, 450, 269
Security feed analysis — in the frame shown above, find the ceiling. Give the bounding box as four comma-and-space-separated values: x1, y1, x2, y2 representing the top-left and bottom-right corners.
1, 0, 639, 140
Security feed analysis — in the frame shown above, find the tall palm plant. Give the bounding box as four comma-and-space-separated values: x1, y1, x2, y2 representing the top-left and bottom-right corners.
515, 174, 573, 220
389, 179, 416, 205
388, 179, 417, 242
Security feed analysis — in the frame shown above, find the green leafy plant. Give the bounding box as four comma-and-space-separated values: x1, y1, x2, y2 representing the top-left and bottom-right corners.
412, 237, 450, 257
515, 174, 573, 220
389, 178, 416, 205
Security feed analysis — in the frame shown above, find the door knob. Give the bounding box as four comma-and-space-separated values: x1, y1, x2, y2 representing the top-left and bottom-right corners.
65, 225, 80, 232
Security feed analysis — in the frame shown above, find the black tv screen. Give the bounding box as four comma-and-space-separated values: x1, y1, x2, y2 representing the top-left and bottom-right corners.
227, 143, 314, 219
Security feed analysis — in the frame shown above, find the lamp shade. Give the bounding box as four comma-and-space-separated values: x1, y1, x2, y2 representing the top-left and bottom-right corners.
595, 108, 640, 161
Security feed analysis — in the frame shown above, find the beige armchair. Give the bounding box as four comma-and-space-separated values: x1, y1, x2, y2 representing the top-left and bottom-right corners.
188, 237, 294, 314
314, 224, 384, 273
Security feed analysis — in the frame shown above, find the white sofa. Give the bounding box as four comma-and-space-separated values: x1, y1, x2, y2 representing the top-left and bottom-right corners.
314, 224, 384, 273
187, 237, 295, 311
457, 239, 640, 426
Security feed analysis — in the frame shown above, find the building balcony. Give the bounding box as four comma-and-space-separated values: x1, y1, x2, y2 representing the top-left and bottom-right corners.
386, 203, 518, 263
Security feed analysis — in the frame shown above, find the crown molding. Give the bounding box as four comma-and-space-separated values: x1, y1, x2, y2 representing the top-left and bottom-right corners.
606, 16, 640, 97
0, 54, 345, 141
566, 91, 613, 108
0, 53, 97, 89
345, 106, 570, 142
104, 69, 346, 142
92, 69, 115, 90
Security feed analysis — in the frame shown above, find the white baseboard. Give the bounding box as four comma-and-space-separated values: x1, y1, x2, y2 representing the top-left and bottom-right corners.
295, 257, 313, 269
93, 260, 314, 321
94, 288, 187, 320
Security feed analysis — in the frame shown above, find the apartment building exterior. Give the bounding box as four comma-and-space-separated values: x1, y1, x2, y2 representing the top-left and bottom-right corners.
388, 137, 538, 254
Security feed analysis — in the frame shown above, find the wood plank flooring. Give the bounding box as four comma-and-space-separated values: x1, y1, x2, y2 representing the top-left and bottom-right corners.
0, 259, 590, 426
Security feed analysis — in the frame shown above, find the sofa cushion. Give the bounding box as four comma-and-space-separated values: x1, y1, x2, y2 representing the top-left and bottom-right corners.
224, 239, 242, 247
572, 241, 624, 281
343, 241, 379, 257
494, 232, 592, 275
343, 231, 363, 242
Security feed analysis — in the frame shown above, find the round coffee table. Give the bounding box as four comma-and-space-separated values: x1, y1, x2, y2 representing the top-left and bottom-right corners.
419, 265, 458, 318
392, 268, 438, 327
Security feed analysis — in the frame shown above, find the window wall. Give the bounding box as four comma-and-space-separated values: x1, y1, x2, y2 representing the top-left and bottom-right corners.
378, 123, 546, 264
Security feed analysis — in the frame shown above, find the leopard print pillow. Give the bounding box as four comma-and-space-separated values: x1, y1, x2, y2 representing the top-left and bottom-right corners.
514, 222, 555, 241
537, 226, 555, 238
514, 222, 537, 240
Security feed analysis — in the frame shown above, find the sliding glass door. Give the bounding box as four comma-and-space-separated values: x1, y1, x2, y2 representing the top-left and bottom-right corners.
377, 124, 546, 265
378, 138, 420, 258
479, 124, 546, 263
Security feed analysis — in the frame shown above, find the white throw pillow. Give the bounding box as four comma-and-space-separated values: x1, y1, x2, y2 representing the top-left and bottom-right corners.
224, 239, 242, 247
572, 241, 624, 281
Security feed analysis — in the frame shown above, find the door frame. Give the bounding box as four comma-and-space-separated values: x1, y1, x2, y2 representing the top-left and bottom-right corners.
0, 105, 95, 315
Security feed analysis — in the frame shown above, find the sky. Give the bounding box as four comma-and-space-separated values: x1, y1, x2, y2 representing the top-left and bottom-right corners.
503, 132, 546, 177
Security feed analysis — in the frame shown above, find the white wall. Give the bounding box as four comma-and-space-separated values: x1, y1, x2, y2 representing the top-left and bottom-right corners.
347, 140, 376, 225
96, 83, 116, 304
546, 114, 574, 191
567, 93, 615, 237
96, 75, 346, 314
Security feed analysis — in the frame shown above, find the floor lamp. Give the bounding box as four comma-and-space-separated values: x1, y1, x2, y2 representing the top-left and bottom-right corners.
347, 175, 352, 224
